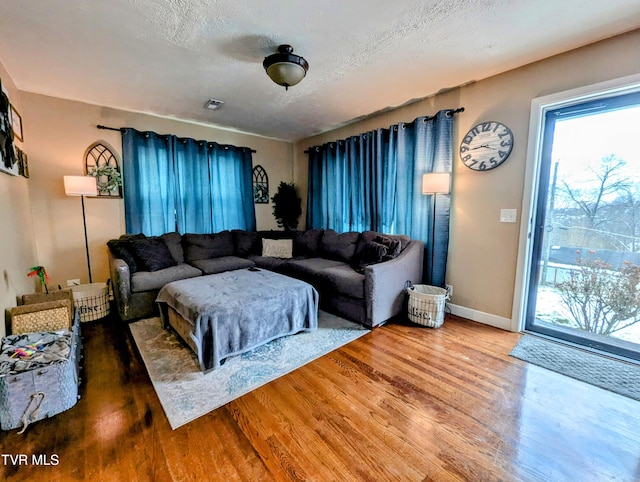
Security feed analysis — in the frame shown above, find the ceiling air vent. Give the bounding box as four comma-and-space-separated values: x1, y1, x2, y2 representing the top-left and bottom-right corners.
203, 99, 224, 110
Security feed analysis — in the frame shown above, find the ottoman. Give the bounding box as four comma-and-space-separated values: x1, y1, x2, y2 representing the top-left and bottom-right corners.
156, 268, 318, 373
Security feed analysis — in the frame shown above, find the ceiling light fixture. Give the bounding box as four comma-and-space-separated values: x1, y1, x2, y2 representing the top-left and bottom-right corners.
203, 99, 224, 110
263, 44, 309, 90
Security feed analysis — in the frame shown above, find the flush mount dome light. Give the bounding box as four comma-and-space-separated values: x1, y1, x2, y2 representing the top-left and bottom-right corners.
263, 44, 309, 90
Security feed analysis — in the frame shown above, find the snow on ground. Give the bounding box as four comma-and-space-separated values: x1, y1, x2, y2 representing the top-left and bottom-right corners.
534, 285, 640, 345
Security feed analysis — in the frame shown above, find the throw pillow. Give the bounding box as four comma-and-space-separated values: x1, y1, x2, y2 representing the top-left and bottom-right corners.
353, 241, 388, 273
262, 239, 293, 258
129, 237, 177, 272
107, 233, 146, 274
375, 235, 402, 261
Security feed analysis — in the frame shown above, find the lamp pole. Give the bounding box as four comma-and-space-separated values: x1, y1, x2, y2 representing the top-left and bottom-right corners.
63, 175, 97, 284
421, 172, 451, 286
81, 194, 92, 283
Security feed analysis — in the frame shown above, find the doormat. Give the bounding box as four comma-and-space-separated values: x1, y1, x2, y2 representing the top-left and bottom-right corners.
510, 335, 640, 402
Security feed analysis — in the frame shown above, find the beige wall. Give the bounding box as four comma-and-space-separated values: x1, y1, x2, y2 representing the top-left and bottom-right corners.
3, 29, 639, 334
18, 93, 293, 291
295, 29, 640, 323
0, 61, 37, 337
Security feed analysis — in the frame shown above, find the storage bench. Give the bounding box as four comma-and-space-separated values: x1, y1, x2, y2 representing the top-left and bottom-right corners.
0, 315, 82, 432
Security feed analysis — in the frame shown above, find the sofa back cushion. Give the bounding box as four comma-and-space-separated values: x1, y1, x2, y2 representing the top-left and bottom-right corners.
161, 232, 184, 264
129, 237, 177, 272
232, 230, 259, 257
182, 231, 234, 262
293, 229, 324, 257
320, 230, 360, 263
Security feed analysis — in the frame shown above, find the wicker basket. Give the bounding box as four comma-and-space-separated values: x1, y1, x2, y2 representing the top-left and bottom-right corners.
70, 283, 110, 322
407, 284, 449, 328
10, 299, 73, 335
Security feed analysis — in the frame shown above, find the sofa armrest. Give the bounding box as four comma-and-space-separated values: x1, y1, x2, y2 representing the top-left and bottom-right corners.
109, 254, 132, 315
364, 240, 424, 326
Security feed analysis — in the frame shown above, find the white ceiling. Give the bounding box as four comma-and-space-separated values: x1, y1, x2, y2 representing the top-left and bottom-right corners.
0, 0, 639, 141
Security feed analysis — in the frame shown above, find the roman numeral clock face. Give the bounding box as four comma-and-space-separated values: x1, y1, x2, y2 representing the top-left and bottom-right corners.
460, 121, 514, 171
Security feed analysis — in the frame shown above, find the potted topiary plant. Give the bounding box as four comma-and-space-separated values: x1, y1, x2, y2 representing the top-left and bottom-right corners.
271, 182, 302, 231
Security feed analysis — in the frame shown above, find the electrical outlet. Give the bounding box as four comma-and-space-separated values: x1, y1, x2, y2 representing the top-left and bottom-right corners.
446, 284, 453, 296
67, 279, 81, 286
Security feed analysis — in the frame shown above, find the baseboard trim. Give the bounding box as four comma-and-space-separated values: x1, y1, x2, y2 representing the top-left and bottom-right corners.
447, 303, 513, 331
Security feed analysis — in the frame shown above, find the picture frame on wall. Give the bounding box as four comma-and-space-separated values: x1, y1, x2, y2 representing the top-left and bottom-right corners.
16, 146, 29, 178
1, 83, 19, 176
10, 104, 22, 142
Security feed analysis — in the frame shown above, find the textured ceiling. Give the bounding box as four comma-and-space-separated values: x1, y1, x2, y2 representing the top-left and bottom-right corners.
0, 0, 639, 141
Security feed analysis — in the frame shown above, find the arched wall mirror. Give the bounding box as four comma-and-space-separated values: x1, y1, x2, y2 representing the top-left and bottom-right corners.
252, 164, 269, 204
84, 141, 122, 198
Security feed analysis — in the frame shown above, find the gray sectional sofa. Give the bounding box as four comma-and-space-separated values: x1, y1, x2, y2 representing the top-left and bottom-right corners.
108, 229, 424, 328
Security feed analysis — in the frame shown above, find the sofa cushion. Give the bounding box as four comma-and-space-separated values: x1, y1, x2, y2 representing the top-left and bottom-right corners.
183, 231, 234, 262
188, 256, 254, 275
107, 233, 146, 274
131, 263, 202, 292
161, 232, 184, 264
286, 258, 345, 280
320, 230, 361, 263
293, 229, 324, 257
129, 237, 177, 272
318, 265, 365, 300
262, 239, 293, 258
247, 255, 292, 272
232, 230, 259, 257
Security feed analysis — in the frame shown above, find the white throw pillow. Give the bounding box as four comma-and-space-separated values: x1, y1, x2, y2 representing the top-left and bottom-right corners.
262, 239, 293, 259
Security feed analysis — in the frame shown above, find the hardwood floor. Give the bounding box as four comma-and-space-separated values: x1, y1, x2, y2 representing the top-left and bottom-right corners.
2, 310, 639, 481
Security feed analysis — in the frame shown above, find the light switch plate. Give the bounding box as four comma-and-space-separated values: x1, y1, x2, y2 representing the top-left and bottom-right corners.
500, 209, 517, 223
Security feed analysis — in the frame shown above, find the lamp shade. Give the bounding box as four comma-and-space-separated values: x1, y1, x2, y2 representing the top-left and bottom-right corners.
422, 173, 451, 195
263, 44, 309, 89
64, 175, 98, 196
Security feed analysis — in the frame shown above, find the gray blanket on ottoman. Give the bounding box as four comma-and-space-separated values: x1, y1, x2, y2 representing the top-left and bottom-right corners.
156, 269, 318, 373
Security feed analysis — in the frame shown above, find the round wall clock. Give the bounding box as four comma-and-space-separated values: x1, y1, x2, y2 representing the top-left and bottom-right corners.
459, 121, 514, 171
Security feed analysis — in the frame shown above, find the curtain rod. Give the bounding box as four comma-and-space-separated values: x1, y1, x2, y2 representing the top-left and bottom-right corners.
96, 125, 257, 153
303, 107, 465, 154
97, 124, 123, 132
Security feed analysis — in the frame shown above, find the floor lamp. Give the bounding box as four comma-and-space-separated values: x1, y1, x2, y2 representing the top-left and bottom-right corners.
422, 172, 451, 285
64, 175, 98, 283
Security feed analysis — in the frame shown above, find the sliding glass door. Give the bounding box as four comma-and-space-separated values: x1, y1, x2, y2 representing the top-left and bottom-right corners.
525, 90, 640, 361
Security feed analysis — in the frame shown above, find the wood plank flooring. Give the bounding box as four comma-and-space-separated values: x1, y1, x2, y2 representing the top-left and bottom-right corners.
1, 310, 639, 481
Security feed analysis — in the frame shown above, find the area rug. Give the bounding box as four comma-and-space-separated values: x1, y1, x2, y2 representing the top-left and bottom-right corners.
129, 311, 369, 429
510, 335, 640, 402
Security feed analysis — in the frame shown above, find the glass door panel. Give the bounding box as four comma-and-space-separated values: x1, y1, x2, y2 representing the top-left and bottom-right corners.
525, 92, 640, 361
